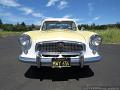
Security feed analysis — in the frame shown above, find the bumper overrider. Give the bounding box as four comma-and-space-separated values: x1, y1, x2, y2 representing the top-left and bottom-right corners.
19, 53, 102, 68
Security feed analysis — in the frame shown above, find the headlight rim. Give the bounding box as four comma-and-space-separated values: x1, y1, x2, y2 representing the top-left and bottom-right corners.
19, 34, 32, 50
89, 34, 102, 47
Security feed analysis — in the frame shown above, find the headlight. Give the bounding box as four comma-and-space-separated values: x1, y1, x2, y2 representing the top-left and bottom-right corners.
90, 35, 102, 46
19, 34, 31, 53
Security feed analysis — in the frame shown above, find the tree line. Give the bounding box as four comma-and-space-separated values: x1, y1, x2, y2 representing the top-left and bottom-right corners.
0, 19, 120, 31
0, 19, 38, 32
78, 22, 120, 30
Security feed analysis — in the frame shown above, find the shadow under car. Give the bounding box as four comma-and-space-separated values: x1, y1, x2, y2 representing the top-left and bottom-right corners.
24, 65, 94, 81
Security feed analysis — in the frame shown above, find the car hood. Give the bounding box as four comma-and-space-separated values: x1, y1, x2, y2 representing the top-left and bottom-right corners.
25, 30, 95, 43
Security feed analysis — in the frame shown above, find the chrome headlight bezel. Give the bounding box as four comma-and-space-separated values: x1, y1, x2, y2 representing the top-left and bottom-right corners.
19, 34, 32, 53
90, 35, 102, 47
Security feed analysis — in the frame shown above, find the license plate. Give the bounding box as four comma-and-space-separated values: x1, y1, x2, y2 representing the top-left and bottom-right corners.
52, 58, 70, 68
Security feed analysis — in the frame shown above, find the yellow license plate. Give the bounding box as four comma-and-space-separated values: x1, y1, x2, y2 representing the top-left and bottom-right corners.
52, 58, 70, 68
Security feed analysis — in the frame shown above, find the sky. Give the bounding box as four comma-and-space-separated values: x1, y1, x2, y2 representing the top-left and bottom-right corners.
0, 0, 120, 25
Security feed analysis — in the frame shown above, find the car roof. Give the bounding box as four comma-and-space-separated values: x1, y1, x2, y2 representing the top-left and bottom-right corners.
43, 18, 75, 22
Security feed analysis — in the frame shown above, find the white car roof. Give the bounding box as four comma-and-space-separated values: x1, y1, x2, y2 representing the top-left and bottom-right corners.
43, 18, 75, 22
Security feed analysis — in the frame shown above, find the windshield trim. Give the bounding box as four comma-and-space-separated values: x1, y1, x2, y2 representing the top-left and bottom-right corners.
41, 21, 77, 31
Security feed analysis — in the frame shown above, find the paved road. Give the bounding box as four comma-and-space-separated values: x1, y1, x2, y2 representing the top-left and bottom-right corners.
0, 36, 120, 90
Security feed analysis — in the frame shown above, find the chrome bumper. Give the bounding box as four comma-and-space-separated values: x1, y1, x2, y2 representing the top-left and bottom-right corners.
19, 55, 102, 68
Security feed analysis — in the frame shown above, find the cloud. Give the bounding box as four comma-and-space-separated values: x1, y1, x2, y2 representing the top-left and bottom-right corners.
0, 0, 45, 18
58, 0, 68, 10
32, 13, 45, 18
46, 0, 59, 7
0, 12, 11, 16
20, 7, 45, 18
88, 2, 94, 16
93, 16, 100, 21
19, 7, 33, 14
0, 0, 20, 7
19, 7, 46, 18
0, 0, 45, 25
0, 12, 28, 23
62, 14, 84, 23
87, 16, 101, 24
0, 11, 43, 25
63, 15, 72, 18
46, 0, 68, 10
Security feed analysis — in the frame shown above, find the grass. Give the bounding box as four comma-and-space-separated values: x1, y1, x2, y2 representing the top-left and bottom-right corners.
0, 28, 120, 44
0, 31, 23, 37
94, 28, 120, 44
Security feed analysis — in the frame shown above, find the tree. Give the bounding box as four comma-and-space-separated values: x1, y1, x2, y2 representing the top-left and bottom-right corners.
91, 23, 95, 29
21, 22, 26, 27
2, 24, 14, 31
31, 24, 35, 28
0, 19, 3, 28
116, 22, 120, 29
0, 19, 2, 25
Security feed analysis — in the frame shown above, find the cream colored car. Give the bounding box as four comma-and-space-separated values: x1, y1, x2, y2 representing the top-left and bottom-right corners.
18, 18, 102, 68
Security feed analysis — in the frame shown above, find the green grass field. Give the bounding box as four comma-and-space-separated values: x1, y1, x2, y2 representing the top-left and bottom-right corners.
0, 31, 23, 37
94, 28, 120, 44
0, 28, 120, 44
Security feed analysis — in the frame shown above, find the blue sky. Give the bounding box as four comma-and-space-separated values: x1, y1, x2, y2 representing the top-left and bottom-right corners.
0, 0, 120, 25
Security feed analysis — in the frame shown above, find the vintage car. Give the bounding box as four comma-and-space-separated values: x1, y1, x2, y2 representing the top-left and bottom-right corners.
18, 18, 102, 68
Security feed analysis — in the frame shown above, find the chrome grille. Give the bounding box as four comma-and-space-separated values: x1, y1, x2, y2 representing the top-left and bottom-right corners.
35, 41, 85, 52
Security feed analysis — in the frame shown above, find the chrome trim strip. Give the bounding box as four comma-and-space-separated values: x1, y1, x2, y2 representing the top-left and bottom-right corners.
84, 56, 102, 63
37, 40, 83, 43
19, 56, 36, 64
19, 55, 102, 66
35, 40, 86, 52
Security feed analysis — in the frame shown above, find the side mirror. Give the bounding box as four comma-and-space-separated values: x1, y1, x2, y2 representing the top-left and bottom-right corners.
77, 26, 85, 31
80, 27, 85, 31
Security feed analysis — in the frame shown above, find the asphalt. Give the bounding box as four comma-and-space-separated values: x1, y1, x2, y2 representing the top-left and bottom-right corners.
0, 36, 120, 90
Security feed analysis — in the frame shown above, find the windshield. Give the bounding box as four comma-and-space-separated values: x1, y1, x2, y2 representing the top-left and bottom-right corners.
41, 21, 77, 31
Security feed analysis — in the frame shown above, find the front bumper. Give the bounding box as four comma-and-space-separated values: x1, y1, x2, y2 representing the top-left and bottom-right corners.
19, 55, 102, 67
